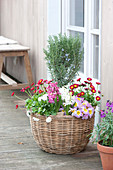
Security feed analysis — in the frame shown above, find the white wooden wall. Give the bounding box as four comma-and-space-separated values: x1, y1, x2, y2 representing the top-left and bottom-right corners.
101, 0, 113, 108
0, 0, 47, 83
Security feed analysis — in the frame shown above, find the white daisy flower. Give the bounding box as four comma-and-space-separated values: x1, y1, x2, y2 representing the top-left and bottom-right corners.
46, 117, 52, 123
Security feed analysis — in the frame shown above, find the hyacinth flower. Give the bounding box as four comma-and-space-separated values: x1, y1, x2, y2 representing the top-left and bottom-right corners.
47, 82, 60, 103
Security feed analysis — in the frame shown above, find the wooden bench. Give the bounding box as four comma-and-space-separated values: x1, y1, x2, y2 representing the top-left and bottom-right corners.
0, 36, 33, 90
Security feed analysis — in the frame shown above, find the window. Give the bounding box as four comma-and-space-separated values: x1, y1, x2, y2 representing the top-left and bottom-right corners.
62, 0, 101, 80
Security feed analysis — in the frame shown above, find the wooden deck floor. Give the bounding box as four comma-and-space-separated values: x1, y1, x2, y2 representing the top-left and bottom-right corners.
0, 81, 102, 170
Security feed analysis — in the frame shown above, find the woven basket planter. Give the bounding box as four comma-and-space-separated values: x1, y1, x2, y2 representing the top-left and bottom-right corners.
30, 113, 95, 154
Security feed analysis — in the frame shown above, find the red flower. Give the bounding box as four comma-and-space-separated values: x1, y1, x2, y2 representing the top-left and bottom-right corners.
70, 90, 74, 96
96, 82, 101, 85
37, 86, 39, 90
87, 77, 92, 81
11, 92, 15, 96
98, 90, 101, 94
33, 90, 37, 93
39, 90, 43, 94
85, 88, 89, 90
49, 79, 54, 82
31, 87, 35, 91
25, 86, 30, 89
48, 81, 51, 84
16, 105, 18, 109
38, 79, 43, 85
21, 88, 25, 92
31, 82, 34, 86
84, 81, 90, 84
80, 83, 86, 87
77, 93, 81, 97
43, 80, 47, 83
77, 78, 81, 81
80, 91, 85, 96
70, 85, 74, 89
91, 88, 96, 93
96, 96, 101, 101
73, 84, 79, 88
90, 84, 95, 89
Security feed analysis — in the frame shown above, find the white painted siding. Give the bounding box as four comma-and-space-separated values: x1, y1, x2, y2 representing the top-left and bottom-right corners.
0, 0, 47, 83
101, 0, 113, 108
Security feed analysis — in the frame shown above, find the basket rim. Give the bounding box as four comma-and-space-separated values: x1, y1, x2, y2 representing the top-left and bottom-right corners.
31, 112, 94, 120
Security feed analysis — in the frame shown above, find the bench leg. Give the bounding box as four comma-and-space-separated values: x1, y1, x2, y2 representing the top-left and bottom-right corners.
0, 55, 4, 78
24, 51, 33, 84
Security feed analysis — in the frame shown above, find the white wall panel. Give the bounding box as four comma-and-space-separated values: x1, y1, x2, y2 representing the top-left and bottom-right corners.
0, 0, 47, 83
101, 0, 113, 108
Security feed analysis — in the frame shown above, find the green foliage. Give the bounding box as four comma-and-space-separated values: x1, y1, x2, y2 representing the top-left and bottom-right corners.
43, 33, 83, 87
90, 104, 113, 147
25, 93, 63, 116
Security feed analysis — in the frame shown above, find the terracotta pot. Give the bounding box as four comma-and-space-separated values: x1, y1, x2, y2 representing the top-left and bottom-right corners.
97, 141, 113, 170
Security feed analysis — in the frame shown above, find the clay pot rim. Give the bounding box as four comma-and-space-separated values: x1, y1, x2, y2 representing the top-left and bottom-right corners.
97, 141, 113, 154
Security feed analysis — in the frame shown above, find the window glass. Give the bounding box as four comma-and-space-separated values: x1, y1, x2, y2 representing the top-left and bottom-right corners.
70, 0, 84, 27
69, 30, 84, 72
93, 35, 99, 79
93, 0, 99, 29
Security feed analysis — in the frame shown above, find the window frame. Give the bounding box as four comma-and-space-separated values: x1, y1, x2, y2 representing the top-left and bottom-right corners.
61, 0, 102, 81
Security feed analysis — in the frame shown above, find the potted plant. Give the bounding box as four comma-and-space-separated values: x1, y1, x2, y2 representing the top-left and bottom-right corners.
43, 33, 83, 87
12, 77, 101, 154
91, 100, 113, 170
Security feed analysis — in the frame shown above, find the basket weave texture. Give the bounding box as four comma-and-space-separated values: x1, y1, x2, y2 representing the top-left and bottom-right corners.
30, 113, 95, 154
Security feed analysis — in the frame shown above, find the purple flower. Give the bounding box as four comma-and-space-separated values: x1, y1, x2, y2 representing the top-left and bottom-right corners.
82, 107, 89, 115
101, 113, 106, 118
88, 107, 94, 118
72, 110, 83, 118
100, 110, 106, 118
75, 96, 84, 103
82, 100, 91, 107
82, 114, 89, 120
110, 102, 113, 108
74, 100, 82, 108
100, 110, 105, 114
65, 54, 69, 57
62, 48, 64, 51
106, 101, 110, 108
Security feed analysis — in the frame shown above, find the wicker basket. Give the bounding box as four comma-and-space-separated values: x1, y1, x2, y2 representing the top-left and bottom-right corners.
30, 113, 95, 154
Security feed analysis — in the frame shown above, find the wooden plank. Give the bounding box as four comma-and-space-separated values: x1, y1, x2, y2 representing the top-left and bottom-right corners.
0, 44, 30, 52
1, 72, 17, 85
24, 51, 33, 84
0, 51, 27, 57
14, 100, 26, 106
72, 150, 99, 158
0, 55, 4, 78
0, 83, 29, 90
